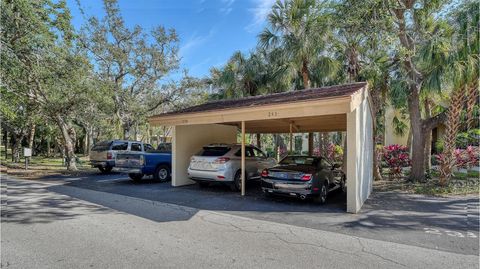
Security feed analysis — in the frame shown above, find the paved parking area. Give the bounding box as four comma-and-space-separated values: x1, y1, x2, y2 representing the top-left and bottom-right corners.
3, 176, 478, 269
23, 172, 480, 256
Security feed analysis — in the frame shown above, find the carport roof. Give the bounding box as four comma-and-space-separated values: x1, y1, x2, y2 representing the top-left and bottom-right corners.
159, 82, 366, 116
148, 82, 369, 132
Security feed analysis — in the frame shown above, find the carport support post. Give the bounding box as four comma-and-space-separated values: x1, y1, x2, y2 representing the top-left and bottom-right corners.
241, 121, 246, 196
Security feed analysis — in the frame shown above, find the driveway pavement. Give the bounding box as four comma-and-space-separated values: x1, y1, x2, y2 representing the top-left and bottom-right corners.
18, 172, 480, 255
1, 173, 479, 268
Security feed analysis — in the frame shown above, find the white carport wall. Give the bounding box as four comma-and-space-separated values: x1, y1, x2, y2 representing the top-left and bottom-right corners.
171, 124, 237, 186
346, 89, 374, 213
149, 82, 374, 213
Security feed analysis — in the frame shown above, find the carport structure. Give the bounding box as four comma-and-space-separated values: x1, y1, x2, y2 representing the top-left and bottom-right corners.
149, 82, 373, 213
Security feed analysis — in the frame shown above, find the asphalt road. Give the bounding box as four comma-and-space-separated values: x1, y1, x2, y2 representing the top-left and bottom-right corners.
1, 173, 479, 269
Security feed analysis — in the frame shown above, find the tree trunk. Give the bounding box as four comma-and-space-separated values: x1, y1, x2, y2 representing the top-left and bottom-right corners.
408, 87, 425, 181
55, 115, 77, 171
28, 123, 36, 150
319, 133, 329, 156
4, 129, 8, 160
308, 133, 313, 155
83, 127, 88, 156
123, 121, 131, 140
423, 99, 432, 172
301, 60, 310, 89
424, 131, 432, 172
47, 138, 51, 157
12, 133, 24, 163
88, 127, 93, 155
256, 133, 261, 149
439, 86, 466, 186
465, 83, 479, 130
369, 89, 384, 181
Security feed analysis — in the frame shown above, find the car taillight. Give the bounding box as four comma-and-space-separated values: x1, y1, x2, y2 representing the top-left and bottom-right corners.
261, 169, 269, 178
214, 157, 230, 164
301, 174, 312, 181
107, 152, 113, 160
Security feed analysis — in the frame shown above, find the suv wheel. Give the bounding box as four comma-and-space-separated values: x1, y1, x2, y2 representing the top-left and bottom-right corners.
99, 166, 113, 173
154, 165, 171, 182
230, 170, 242, 192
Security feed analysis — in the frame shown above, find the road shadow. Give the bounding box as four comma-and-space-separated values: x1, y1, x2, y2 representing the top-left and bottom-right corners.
56, 174, 480, 234
1, 179, 111, 225
341, 192, 480, 232
62, 175, 347, 214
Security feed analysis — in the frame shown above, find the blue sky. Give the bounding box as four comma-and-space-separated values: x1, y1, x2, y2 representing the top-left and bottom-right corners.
67, 0, 276, 79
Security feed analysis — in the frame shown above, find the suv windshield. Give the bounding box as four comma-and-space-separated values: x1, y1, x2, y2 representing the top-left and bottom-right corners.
280, 156, 319, 166
198, 146, 231, 157
92, 141, 112, 152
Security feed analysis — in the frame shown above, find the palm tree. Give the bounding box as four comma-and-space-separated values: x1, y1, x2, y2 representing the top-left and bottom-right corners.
438, 0, 479, 185
258, 0, 330, 90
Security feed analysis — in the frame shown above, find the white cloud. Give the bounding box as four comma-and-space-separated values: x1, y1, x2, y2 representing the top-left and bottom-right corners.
221, 0, 235, 6
179, 28, 216, 57
219, 0, 235, 15
219, 7, 233, 15
245, 0, 276, 32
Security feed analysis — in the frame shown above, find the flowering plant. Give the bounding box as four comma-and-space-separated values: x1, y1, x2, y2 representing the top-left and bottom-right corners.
383, 144, 411, 178
313, 143, 343, 163
453, 146, 479, 169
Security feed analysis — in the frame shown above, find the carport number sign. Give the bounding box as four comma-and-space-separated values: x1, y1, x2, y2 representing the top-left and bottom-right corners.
267, 111, 279, 117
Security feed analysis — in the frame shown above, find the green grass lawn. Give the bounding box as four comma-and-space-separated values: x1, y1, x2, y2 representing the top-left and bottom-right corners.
1, 145, 91, 171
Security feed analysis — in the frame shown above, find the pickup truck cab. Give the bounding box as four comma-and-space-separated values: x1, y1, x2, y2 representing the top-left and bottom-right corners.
89, 140, 155, 173
115, 149, 172, 182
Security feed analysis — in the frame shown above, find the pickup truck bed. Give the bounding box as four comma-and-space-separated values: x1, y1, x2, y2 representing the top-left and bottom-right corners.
116, 151, 172, 182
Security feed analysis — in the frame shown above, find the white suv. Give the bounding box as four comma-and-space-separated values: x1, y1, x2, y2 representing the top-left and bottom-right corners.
187, 144, 277, 191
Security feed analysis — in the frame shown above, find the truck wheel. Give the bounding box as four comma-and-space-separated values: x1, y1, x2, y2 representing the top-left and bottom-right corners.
154, 165, 171, 182
99, 166, 113, 173
129, 173, 143, 182
230, 170, 242, 192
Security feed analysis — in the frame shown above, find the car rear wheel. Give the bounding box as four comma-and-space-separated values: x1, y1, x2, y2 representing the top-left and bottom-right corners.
99, 166, 113, 173
154, 165, 171, 182
314, 183, 328, 205
129, 173, 143, 181
230, 170, 242, 192
341, 176, 347, 193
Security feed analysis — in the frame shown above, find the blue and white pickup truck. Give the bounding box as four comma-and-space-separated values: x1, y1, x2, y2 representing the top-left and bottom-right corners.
115, 149, 172, 182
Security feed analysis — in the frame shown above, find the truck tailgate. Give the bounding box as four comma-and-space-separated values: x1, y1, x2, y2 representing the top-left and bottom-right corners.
116, 153, 143, 168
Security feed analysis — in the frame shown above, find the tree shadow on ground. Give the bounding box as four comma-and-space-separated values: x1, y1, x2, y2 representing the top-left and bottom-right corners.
1, 179, 112, 225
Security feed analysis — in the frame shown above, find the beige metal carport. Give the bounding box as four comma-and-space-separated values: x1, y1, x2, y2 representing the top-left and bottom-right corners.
149, 82, 374, 213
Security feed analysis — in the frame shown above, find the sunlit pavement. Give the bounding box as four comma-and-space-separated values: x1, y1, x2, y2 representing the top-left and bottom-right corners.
1, 174, 479, 269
